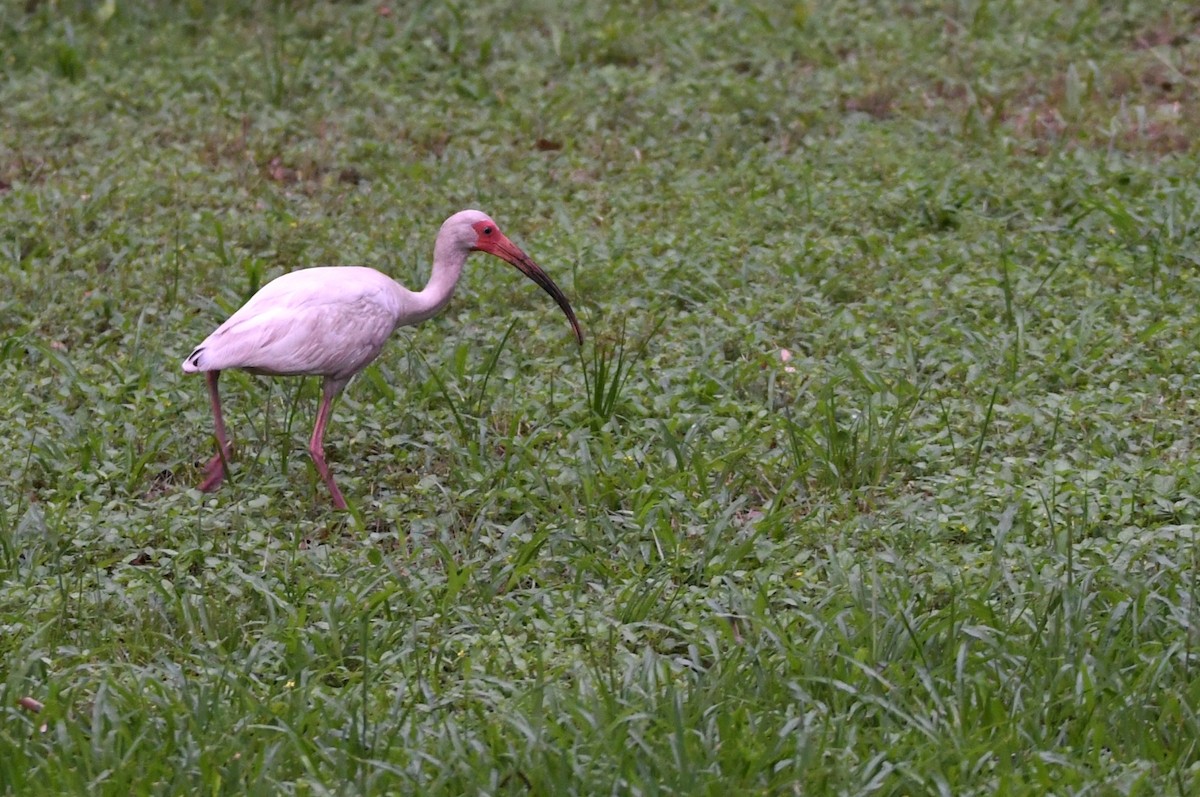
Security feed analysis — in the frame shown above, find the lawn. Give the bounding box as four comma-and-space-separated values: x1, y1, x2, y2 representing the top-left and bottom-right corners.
3, 0, 1200, 794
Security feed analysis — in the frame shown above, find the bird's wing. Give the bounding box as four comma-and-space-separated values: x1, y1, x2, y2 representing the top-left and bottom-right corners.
184, 268, 402, 379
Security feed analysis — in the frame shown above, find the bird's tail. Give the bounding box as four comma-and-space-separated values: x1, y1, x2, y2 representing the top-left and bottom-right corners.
181, 347, 206, 373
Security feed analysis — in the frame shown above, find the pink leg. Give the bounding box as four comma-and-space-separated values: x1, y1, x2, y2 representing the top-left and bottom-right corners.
199, 371, 234, 492
309, 378, 349, 510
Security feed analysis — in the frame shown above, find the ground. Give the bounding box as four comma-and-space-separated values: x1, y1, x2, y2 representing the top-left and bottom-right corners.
2, 1, 1200, 794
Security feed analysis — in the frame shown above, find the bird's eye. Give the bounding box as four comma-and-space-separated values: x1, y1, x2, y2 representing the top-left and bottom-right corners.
483, 226, 493, 235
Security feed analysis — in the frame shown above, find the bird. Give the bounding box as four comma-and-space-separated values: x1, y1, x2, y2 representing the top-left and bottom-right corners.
182, 209, 583, 510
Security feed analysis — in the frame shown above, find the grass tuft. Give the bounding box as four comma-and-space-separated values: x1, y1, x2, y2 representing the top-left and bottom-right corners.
580, 315, 663, 428
785, 367, 923, 495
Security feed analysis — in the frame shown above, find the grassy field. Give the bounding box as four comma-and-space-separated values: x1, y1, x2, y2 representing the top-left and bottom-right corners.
3, 0, 1200, 793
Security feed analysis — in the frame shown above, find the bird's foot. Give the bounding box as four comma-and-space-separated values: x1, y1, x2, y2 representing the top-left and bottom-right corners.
327, 483, 348, 511
198, 448, 232, 492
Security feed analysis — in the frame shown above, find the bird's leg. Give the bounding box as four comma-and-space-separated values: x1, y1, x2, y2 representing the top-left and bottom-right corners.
309, 378, 348, 510
199, 370, 234, 492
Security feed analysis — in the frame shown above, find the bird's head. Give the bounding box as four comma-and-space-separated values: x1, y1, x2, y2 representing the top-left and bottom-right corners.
444, 209, 584, 345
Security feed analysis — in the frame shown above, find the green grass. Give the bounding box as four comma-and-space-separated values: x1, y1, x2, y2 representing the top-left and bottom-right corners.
3, 0, 1200, 793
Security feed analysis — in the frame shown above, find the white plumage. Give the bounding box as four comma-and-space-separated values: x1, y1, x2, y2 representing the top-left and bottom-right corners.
184, 267, 407, 379
182, 209, 583, 509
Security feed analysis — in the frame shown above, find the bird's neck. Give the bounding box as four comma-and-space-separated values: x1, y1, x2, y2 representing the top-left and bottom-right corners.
404, 239, 469, 325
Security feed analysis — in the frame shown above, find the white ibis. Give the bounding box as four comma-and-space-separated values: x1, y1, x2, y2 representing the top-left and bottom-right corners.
182, 209, 583, 509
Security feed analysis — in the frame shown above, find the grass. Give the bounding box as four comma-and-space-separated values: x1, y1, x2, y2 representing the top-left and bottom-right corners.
3, 0, 1200, 793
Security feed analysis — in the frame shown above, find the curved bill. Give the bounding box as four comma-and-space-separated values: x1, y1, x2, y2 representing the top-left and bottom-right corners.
485, 235, 584, 345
